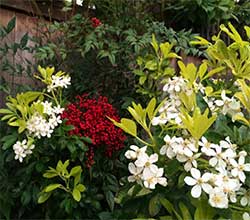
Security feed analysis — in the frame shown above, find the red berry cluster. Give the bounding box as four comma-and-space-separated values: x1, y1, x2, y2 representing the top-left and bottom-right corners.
62, 94, 126, 167
91, 17, 102, 28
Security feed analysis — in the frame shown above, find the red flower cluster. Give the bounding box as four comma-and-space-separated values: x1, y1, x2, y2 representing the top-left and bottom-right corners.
61, 94, 126, 167
91, 17, 102, 28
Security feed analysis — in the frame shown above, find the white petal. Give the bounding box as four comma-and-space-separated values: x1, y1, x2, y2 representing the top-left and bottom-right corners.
209, 157, 217, 167
158, 177, 167, 186
201, 183, 213, 194
184, 176, 197, 186
160, 145, 167, 155
191, 185, 202, 198
191, 168, 201, 179
202, 173, 212, 182
149, 153, 158, 163
128, 163, 137, 174
244, 164, 250, 172
128, 176, 136, 182
239, 172, 246, 183
241, 197, 248, 206
130, 145, 138, 151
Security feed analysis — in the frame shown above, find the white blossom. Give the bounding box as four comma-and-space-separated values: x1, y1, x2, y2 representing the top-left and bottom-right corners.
13, 139, 35, 163
230, 156, 250, 183
184, 168, 213, 198
128, 162, 143, 184
208, 187, 229, 209
125, 145, 147, 160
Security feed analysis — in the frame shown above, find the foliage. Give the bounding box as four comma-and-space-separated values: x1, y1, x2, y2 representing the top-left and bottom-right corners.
110, 23, 250, 219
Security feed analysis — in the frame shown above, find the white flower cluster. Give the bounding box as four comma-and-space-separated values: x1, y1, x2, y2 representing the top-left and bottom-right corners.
13, 139, 34, 162
26, 102, 64, 138
152, 77, 187, 126
125, 145, 167, 189
47, 75, 71, 92
160, 134, 250, 209
160, 135, 199, 172
204, 90, 242, 122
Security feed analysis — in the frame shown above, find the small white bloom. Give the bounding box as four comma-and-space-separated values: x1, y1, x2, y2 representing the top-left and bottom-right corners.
135, 153, 158, 174
239, 188, 250, 206
125, 145, 147, 160
142, 167, 167, 189
230, 156, 250, 183
199, 136, 217, 156
243, 212, 250, 220
208, 187, 228, 209
184, 168, 213, 198
127, 162, 143, 184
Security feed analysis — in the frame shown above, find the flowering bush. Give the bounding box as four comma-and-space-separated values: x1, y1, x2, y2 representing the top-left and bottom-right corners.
111, 24, 250, 219
62, 94, 126, 167
0, 66, 70, 162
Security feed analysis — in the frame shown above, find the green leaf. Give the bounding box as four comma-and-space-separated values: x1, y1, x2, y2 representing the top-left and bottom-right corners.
44, 184, 62, 192
38, 192, 52, 204
179, 202, 192, 220
43, 171, 58, 178
149, 194, 161, 217
20, 33, 28, 48
105, 191, 114, 211
6, 17, 16, 34
180, 107, 216, 140
244, 26, 250, 39
146, 98, 156, 121
1, 134, 17, 150
109, 117, 137, 137
76, 184, 86, 192
70, 166, 82, 177
145, 60, 157, 71
194, 195, 216, 220
72, 188, 81, 202
151, 34, 159, 54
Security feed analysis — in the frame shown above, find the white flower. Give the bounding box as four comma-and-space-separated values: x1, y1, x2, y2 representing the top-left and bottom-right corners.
184, 168, 213, 198
125, 145, 147, 160
12, 139, 35, 163
42, 101, 53, 115
239, 188, 250, 206
163, 76, 186, 93
135, 153, 158, 174
127, 162, 143, 184
177, 153, 201, 172
208, 187, 229, 209
142, 167, 167, 189
53, 105, 65, 114
47, 75, 71, 92
199, 136, 217, 156
230, 156, 250, 183
209, 145, 231, 169
243, 212, 250, 220
152, 114, 168, 126
215, 90, 242, 120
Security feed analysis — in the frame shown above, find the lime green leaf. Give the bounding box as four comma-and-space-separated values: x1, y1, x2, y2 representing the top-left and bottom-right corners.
72, 188, 81, 202
38, 192, 52, 204
43, 171, 58, 179
44, 184, 62, 192
109, 117, 137, 137
146, 98, 157, 120
180, 107, 216, 140
76, 184, 86, 192
244, 26, 250, 39
70, 166, 82, 177
151, 34, 159, 54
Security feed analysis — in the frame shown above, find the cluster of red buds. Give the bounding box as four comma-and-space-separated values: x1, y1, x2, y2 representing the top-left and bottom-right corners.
91, 17, 102, 28
62, 94, 126, 168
